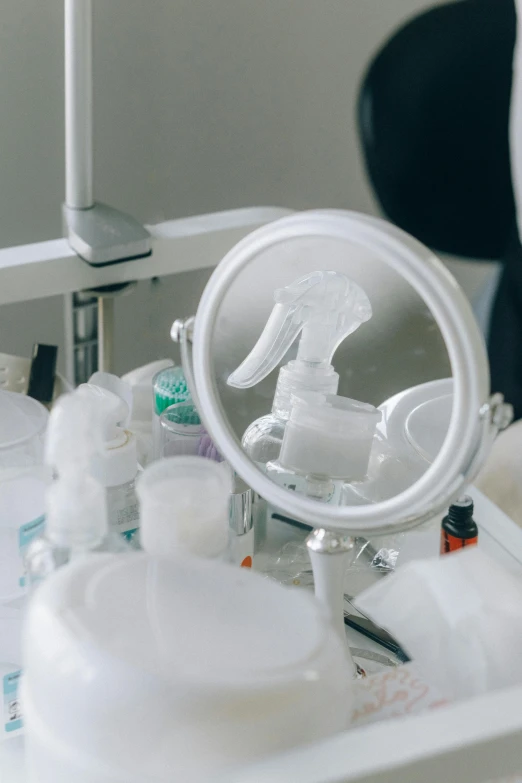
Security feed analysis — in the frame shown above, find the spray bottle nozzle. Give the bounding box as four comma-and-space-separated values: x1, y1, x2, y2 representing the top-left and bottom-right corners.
78, 381, 131, 448
227, 271, 372, 389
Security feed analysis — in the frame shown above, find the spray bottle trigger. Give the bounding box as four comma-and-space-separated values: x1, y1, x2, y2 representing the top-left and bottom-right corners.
227, 270, 372, 389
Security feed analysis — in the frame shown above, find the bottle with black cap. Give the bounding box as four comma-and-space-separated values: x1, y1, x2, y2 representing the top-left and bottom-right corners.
440, 495, 478, 555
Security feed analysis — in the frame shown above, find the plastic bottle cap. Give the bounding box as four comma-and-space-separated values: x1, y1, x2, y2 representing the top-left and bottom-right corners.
279, 392, 381, 480
137, 456, 233, 559
446, 495, 474, 525
405, 393, 453, 463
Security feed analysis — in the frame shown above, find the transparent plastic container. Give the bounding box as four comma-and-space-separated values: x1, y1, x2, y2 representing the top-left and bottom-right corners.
137, 456, 232, 560
0, 391, 48, 470
159, 402, 222, 461
152, 366, 190, 459
0, 391, 48, 741
0, 391, 49, 601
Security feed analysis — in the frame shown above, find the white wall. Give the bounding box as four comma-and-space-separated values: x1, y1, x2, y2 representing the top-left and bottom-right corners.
0, 0, 456, 375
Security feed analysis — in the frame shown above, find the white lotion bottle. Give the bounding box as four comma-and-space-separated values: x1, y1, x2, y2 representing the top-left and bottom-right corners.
81, 374, 140, 546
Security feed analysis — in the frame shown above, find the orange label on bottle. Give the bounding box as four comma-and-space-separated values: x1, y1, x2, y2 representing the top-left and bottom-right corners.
440, 531, 478, 555
240, 556, 253, 568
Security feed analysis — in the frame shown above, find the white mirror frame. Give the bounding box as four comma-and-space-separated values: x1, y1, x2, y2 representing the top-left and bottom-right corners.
192, 210, 494, 535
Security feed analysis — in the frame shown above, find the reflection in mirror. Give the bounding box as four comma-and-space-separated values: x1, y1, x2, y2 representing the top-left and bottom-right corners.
211, 235, 452, 510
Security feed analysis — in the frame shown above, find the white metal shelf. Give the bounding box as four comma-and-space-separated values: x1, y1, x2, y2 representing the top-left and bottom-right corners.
0, 207, 292, 307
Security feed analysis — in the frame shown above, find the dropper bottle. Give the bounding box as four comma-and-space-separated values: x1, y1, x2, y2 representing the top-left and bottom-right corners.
440, 495, 478, 554
25, 387, 128, 589
228, 271, 372, 467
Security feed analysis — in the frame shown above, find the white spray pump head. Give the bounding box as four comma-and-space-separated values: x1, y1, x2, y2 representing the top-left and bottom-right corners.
44, 387, 110, 548
88, 372, 133, 438
79, 373, 138, 487
227, 270, 372, 415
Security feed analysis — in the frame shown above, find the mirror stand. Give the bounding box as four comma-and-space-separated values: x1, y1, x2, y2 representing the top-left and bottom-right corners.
306, 528, 358, 677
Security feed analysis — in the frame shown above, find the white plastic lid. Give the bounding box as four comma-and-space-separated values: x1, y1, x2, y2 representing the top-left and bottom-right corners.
23, 553, 348, 779
405, 394, 453, 463
0, 390, 48, 452
279, 392, 381, 480
137, 456, 233, 559
347, 378, 455, 504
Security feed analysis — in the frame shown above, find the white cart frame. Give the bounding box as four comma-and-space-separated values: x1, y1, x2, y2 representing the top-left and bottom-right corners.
1, 2, 521, 781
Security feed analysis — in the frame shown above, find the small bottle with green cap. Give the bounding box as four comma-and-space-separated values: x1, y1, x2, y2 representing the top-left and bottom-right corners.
440, 495, 478, 555
152, 366, 191, 459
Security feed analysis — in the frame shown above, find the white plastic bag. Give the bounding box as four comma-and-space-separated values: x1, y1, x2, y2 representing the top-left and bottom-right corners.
357, 548, 522, 700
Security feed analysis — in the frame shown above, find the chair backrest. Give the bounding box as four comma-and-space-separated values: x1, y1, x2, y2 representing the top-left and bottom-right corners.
358, 0, 516, 260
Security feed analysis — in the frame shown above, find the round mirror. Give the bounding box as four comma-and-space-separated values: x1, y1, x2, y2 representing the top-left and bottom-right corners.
191, 211, 500, 536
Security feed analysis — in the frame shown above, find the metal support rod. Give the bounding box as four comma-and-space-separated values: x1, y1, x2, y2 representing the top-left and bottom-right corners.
65, 0, 93, 209
307, 529, 357, 678
97, 295, 114, 373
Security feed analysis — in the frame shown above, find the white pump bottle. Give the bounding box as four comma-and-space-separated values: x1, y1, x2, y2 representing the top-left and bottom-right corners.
228, 270, 372, 467
80, 373, 140, 546
25, 387, 128, 588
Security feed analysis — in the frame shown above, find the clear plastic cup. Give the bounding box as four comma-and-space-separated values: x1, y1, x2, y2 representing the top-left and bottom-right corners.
136, 456, 233, 560
0, 392, 49, 601
0, 391, 48, 469
158, 402, 204, 458
159, 402, 223, 462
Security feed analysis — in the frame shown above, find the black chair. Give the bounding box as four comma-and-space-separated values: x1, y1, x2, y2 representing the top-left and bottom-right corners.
358, 0, 522, 415
358, 0, 516, 260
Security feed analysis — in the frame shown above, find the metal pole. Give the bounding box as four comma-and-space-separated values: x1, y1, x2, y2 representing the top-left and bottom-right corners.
65, 0, 93, 209
64, 0, 96, 381
97, 295, 114, 373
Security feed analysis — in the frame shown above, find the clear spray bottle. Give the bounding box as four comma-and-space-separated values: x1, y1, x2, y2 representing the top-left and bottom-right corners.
227, 270, 372, 540
25, 386, 129, 589
228, 270, 372, 465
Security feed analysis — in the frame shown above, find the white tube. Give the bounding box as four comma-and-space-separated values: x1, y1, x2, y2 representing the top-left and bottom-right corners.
65, 0, 93, 209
